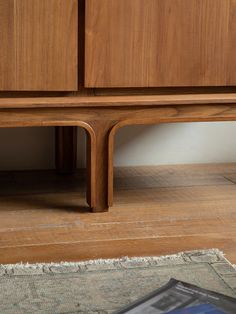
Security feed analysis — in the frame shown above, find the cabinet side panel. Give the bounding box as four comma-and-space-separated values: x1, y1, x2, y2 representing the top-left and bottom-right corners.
15, 0, 78, 91
0, 0, 16, 90
228, 0, 236, 85
85, 0, 231, 88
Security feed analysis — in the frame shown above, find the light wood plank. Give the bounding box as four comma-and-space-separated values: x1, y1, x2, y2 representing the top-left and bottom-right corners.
0, 164, 236, 263
0, 236, 235, 264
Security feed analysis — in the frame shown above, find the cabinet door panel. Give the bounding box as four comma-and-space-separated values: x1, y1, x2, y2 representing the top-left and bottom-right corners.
85, 0, 235, 88
0, 0, 78, 91
0, 1, 15, 90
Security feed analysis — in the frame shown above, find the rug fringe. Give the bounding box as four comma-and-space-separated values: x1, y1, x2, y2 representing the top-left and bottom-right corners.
0, 248, 227, 270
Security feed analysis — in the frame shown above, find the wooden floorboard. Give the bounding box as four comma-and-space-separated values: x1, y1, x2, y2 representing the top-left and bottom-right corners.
0, 164, 236, 264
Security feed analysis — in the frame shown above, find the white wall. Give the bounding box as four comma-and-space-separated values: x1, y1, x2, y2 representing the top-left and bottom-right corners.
0, 122, 236, 170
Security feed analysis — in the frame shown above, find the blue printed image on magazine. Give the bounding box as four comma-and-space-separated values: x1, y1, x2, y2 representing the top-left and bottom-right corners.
167, 303, 226, 313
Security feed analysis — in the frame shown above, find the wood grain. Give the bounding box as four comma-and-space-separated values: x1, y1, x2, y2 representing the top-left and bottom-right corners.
0, 0, 78, 91
228, 0, 236, 84
85, 0, 236, 88
0, 0, 15, 90
87, 121, 115, 212
1, 101, 236, 212
0, 105, 236, 128
55, 126, 77, 174
0, 164, 236, 264
1, 93, 236, 108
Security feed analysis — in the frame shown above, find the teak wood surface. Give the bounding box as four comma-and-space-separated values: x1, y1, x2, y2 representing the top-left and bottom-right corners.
1, 93, 236, 212
55, 126, 78, 175
1, 0, 236, 213
0, 0, 78, 91
85, 0, 236, 88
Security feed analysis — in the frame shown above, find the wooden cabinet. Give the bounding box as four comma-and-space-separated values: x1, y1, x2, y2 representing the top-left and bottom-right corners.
1, 0, 236, 212
0, 0, 78, 91
85, 0, 236, 88
1, 0, 236, 91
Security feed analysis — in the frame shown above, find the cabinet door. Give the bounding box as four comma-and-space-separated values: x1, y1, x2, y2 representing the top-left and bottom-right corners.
85, 0, 236, 88
0, 0, 78, 91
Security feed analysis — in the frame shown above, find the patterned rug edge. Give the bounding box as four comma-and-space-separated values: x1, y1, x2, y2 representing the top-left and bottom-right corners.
1, 248, 235, 273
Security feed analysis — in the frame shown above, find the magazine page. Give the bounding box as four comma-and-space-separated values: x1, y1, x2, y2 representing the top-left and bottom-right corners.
114, 279, 236, 314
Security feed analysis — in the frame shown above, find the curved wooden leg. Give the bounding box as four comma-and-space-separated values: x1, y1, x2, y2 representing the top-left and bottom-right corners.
86, 130, 94, 209
55, 126, 77, 174
108, 125, 116, 208
86, 121, 115, 213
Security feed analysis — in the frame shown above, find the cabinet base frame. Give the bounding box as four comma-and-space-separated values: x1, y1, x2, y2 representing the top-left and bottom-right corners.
1, 102, 236, 212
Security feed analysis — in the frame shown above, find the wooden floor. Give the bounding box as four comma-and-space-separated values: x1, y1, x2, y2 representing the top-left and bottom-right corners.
0, 163, 236, 264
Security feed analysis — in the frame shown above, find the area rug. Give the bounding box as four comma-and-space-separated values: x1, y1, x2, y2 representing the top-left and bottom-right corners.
0, 249, 236, 314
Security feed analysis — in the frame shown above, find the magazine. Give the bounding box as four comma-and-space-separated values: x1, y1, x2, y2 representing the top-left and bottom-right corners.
113, 279, 236, 314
